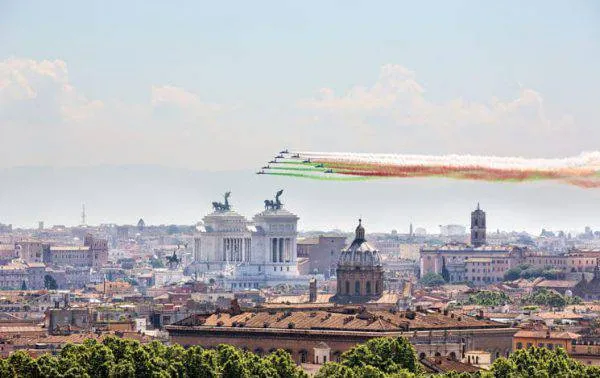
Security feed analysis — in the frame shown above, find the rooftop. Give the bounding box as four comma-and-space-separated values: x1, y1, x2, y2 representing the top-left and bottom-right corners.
514, 330, 581, 340
168, 307, 506, 334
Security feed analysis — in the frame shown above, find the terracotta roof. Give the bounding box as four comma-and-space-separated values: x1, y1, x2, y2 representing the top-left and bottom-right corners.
536, 280, 578, 288
49, 246, 90, 251
0, 326, 44, 334
514, 330, 581, 339
5, 331, 156, 347
169, 308, 504, 333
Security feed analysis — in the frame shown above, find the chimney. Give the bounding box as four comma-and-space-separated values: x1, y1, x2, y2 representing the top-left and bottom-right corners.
309, 278, 317, 302
230, 298, 241, 315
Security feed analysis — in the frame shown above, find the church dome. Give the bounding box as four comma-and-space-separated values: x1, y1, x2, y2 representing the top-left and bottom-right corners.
338, 219, 381, 267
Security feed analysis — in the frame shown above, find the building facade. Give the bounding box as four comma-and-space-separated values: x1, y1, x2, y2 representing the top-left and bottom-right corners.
296, 235, 347, 278
332, 220, 384, 303
190, 192, 310, 289
167, 305, 516, 365
43, 234, 108, 268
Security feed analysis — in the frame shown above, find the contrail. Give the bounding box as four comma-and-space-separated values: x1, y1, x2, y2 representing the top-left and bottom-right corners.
257, 150, 600, 188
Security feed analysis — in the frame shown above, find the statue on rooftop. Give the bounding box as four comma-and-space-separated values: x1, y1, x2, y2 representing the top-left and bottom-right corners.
212, 191, 231, 211
264, 189, 284, 211
166, 250, 180, 270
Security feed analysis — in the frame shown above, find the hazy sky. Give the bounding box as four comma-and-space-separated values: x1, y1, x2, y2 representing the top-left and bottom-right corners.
1, 1, 600, 231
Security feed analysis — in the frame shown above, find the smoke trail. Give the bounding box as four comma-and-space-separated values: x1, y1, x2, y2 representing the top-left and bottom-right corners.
258, 151, 600, 188
264, 171, 372, 181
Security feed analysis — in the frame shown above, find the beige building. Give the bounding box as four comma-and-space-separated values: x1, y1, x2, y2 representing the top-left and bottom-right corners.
45, 234, 108, 268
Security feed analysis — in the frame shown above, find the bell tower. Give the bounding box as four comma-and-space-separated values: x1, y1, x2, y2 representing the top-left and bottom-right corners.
470, 203, 486, 247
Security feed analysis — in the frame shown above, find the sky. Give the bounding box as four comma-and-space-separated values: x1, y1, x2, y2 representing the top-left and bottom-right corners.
1, 1, 600, 232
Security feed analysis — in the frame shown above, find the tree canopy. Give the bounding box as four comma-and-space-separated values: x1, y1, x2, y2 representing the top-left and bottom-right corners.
44, 274, 58, 290
316, 341, 600, 378
2, 336, 599, 378
0, 337, 307, 378
521, 288, 582, 308
419, 272, 446, 287
503, 264, 563, 281
466, 291, 511, 306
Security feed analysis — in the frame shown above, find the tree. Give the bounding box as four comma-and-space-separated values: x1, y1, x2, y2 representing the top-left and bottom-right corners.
503, 267, 521, 281
419, 272, 446, 287
467, 291, 511, 306
264, 349, 307, 378
340, 337, 418, 374
521, 288, 578, 309
7, 350, 41, 377
44, 274, 58, 290
490, 346, 589, 377
150, 256, 165, 269
441, 259, 451, 282
315, 362, 356, 378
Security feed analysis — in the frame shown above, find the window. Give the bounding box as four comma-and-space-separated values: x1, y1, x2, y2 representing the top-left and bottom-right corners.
300, 350, 308, 363
345, 281, 350, 294
355, 281, 360, 295
516, 342, 523, 350
366, 281, 371, 294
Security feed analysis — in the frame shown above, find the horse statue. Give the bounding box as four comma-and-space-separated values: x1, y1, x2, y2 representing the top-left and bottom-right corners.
264, 190, 284, 211
166, 250, 180, 270
212, 191, 231, 211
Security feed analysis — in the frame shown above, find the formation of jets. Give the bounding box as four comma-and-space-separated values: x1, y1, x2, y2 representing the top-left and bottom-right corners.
256, 149, 335, 175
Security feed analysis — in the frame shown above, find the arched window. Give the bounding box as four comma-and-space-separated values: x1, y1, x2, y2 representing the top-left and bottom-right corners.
333, 351, 341, 362
375, 281, 380, 294
345, 281, 350, 294
355, 281, 361, 295
516, 342, 523, 350
299, 350, 308, 363
449, 352, 457, 360
366, 281, 372, 294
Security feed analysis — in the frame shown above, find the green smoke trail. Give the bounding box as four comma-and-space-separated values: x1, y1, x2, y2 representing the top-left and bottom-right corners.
264, 171, 372, 181
270, 166, 324, 172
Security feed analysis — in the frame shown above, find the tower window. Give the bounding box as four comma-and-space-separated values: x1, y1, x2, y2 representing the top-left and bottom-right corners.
355, 281, 360, 295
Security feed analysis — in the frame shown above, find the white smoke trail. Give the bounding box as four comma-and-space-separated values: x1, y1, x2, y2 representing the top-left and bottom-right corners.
293, 151, 600, 171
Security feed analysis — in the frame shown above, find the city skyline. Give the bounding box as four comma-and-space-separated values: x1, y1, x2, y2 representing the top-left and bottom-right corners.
1, 165, 599, 234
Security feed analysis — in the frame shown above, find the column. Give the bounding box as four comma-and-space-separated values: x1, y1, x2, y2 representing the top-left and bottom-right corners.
279, 238, 284, 262
241, 238, 245, 262
246, 238, 251, 262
